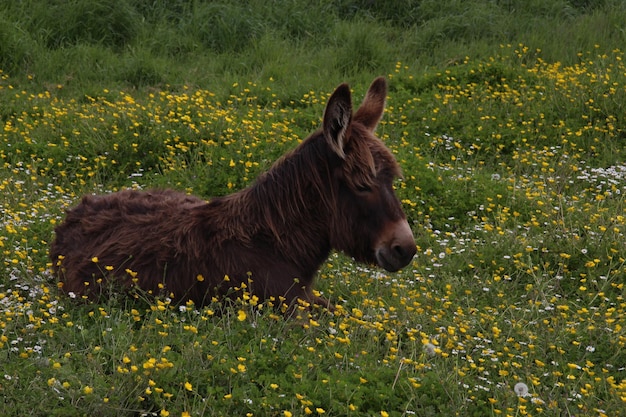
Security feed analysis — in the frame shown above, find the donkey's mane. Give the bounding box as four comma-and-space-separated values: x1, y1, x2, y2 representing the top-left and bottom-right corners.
215, 121, 401, 238
208, 130, 338, 268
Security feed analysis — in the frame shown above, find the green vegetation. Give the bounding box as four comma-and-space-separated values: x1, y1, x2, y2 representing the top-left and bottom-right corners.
2, 0, 626, 95
1, 0, 626, 416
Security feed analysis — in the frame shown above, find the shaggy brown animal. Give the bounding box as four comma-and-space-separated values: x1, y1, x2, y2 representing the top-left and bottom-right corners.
50, 77, 416, 310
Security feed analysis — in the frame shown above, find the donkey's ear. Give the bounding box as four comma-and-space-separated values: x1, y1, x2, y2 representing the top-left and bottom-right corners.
323, 83, 352, 159
353, 76, 387, 131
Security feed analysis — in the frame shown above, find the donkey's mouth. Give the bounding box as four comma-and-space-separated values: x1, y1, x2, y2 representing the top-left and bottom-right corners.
375, 244, 416, 272
374, 219, 417, 272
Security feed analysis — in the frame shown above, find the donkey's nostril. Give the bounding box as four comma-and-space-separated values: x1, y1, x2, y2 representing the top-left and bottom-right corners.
376, 242, 415, 272
392, 244, 406, 259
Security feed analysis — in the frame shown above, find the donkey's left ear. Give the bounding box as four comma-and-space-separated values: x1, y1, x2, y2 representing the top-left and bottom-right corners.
353, 77, 387, 131
323, 83, 353, 159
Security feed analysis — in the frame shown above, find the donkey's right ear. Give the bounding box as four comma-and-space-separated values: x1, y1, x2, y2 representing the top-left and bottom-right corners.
323, 83, 352, 159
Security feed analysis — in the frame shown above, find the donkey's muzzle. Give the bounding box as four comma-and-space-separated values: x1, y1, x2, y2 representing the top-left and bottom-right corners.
375, 219, 416, 272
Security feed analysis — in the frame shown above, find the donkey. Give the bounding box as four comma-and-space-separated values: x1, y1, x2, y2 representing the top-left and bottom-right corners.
50, 77, 416, 311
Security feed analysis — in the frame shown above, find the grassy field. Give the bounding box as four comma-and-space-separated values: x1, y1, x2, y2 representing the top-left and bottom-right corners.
2, 1, 626, 416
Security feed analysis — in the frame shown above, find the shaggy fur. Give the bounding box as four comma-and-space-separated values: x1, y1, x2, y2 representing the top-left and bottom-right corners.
50, 77, 416, 309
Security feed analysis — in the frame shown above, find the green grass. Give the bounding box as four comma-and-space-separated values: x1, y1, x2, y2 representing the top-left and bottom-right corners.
2, 0, 626, 95
2, 1, 626, 416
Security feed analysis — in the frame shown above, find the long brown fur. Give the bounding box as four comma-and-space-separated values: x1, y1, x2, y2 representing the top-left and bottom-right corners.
50, 77, 416, 310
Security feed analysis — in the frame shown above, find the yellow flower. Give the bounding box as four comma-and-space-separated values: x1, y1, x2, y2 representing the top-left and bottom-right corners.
91, 256, 99, 263
83, 386, 93, 395
184, 382, 193, 391
237, 310, 247, 321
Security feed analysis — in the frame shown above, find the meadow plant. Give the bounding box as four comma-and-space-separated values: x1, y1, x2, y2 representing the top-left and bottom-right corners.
1, 42, 626, 415
2, 0, 625, 95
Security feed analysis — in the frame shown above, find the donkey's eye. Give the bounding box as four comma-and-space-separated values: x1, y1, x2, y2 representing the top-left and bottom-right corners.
355, 184, 373, 193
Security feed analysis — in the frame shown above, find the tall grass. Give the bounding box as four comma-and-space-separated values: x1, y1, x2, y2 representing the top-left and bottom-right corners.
1, 0, 625, 94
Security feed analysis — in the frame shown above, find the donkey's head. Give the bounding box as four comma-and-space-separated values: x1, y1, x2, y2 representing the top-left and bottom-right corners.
324, 77, 416, 272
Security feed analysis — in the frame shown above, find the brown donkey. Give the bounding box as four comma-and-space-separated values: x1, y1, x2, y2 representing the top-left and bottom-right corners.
50, 77, 416, 310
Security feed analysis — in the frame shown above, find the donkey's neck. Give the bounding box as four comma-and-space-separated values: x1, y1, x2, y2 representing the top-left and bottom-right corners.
236, 133, 336, 269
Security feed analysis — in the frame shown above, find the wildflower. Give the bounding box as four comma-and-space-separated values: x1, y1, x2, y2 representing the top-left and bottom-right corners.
424, 342, 437, 356
237, 310, 247, 321
83, 386, 93, 395
514, 382, 529, 397
184, 382, 193, 391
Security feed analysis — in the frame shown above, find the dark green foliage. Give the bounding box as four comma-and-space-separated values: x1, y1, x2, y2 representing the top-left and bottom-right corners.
0, 18, 37, 75
187, 3, 261, 53
331, 20, 396, 74
119, 50, 166, 88
28, 0, 140, 49
333, 0, 422, 25
1, 0, 625, 94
